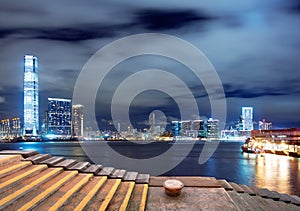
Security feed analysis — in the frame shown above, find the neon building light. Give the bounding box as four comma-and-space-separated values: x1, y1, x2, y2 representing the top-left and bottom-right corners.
23, 55, 39, 135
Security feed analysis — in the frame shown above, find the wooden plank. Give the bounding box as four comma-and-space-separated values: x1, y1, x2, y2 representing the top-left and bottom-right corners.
53, 159, 78, 169
48, 174, 93, 211
227, 191, 253, 211
0, 155, 22, 165
239, 184, 256, 196
279, 193, 292, 203
110, 169, 126, 179
40, 157, 65, 166
82, 164, 102, 174
0, 162, 31, 179
0, 150, 38, 158
218, 179, 234, 191
249, 187, 268, 198
0, 168, 63, 209
123, 172, 138, 181
258, 188, 279, 200
24, 154, 52, 164
98, 179, 121, 210
136, 174, 150, 184
97, 167, 115, 176
290, 195, 300, 206
17, 171, 78, 210
270, 191, 281, 201
67, 162, 90, 171
228, 182, 244, 193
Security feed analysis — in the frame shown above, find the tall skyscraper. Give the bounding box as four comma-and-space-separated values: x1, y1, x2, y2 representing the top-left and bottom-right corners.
72, 104, 84, 137
206, 118, 219, 139
23, 55, 39, 135
47, 98, 72, 137
192, 120, 205, 138
242, 107, 253, 131
180, 120, 191, 136
149, 112, 155, 134
12, 118, 21, 137
1, 119, 10, 138
171, 121, 181, 136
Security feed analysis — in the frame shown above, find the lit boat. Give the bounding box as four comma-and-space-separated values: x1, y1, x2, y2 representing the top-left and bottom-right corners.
241, 138, 263, 154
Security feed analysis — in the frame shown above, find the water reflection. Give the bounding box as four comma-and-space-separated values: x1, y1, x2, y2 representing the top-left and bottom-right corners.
253, 154, 299, 195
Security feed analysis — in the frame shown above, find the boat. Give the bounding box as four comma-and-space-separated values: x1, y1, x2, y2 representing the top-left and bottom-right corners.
241, 138, 263, 154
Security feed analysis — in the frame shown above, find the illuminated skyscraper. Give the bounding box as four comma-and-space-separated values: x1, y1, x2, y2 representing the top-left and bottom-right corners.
171, 121, 180, 136
47, 98, 72, 137
72, 104, 84, 137
149, 112, 155, 134
1, 119, 10, 138
206, 118, 219, 139
12, 118, 21, 137
242, 107, 253, 131
23, 55, 39, 135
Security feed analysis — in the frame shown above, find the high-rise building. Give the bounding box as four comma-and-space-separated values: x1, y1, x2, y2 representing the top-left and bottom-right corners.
180, 120, 191, 136
206, 118, 219, 139
47, 98, 72, 137
23, 55, 39, 135
259, 119, 272, 130
12, 118, 21, 137
1, 119, 10, 138
72, 104, 84, 137
149, 112, 155, 134
192, 120, 205, 138
172, 121, 181, 136
242, 107, 253, 131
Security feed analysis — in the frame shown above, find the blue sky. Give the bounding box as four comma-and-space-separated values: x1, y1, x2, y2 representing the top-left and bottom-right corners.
0, 0, 300, 130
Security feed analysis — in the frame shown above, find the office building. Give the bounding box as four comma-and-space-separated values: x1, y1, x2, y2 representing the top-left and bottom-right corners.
206, 118, 219, 139
180, 120, 191, 136
1, 119, 10, 138
192, 120, 205, 138
12, 117, 21, 137
149, 112, 155, 134
259, 119, 272, 130
172, 121, 181, 136
23, 55, 39, 135
47, 98, 72, 137
72, 104, 84, 137
241, 107, 253, 131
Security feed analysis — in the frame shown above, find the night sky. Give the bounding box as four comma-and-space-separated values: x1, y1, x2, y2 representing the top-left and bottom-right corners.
0, 0, 300, 131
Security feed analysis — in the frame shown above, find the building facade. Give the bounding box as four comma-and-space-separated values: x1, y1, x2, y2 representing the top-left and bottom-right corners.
171, 121, 181, 136
23, 55, 39, 135
11, 118, 21, 137
241, 107, 253, 131
47, 98, 72, 137
259, 119, 272, 130
206, 118, 219, 139
192, 120, 205, 138
1, 119, 10, 138
72, 104, 84, 137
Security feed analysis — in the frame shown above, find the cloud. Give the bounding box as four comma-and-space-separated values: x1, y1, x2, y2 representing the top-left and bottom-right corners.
223, 84, 285, 99
134, 8, 214, 30
0, 25, 117, 42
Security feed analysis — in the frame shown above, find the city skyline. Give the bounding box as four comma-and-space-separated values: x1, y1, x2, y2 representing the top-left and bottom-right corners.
0, 1, 300, 129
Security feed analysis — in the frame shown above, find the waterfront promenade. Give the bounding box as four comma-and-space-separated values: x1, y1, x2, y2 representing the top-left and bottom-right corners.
0, 150, 300, 210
